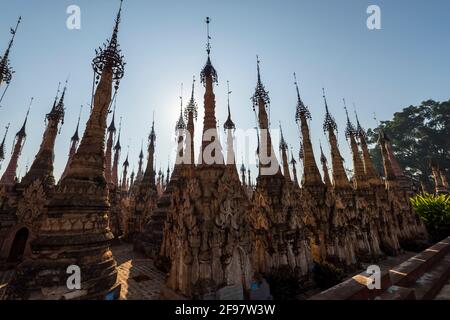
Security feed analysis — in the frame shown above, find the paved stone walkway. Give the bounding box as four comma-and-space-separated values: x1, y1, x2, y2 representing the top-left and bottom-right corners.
0, 244, 165, 300
112, 244, 165, 300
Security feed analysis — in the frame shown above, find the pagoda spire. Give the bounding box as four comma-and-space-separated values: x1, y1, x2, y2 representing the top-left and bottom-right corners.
22, 82, 67, 187
199, 17, 223, 165
135, 141, 144, 181
320, 142, 332, 187
61, 105, 82, 181
240, 161, 247, 186
0, 123, 10, 169
224, 81, 236, 166
343, 99, 367, 189
105, 101, 117, 184
279, 123, 291, 182
0, 98, 32, 187
141, 116, 156, 189
175, 83, 187, 170
353, 107, 380, 186
252, 56, 279, 175
290, 149, 299, 187
293, 72, 322, 187
322, 88, 350, 189
112, 117, 122, 186
185, 76, 197, 166
5, 0, 127, 300
121, 152, 129, 191
0, 16, 21, 89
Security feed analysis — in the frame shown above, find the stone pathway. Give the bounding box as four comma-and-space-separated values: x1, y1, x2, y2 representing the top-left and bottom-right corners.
0, 244, 165, 300
112, 244, 165, 300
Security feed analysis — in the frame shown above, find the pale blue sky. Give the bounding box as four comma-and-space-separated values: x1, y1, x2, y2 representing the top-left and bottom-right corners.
1, 0, 449, 181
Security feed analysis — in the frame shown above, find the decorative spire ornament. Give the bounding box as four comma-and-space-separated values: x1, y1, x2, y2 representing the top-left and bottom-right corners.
5, 1, 127, 300
0, 98, 32, 187
0, 123, 10, 168
322, 89, 350, 189
0, 16, 21, 102
294, 72, 322, 186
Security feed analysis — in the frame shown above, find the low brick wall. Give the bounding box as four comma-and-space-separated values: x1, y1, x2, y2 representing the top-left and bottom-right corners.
310, 236, 450, 300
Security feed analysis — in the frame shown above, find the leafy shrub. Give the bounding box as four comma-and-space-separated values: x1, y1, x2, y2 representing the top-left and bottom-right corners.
411, 193, 450, 242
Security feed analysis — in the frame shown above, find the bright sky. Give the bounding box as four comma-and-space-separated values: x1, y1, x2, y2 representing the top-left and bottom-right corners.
1, 0, 449, 181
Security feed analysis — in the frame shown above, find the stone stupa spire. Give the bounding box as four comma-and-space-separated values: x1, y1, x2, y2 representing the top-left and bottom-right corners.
320, 142, 332, 187
21, 82, 66, 187
223, 81, 236, 167
184, 76, 198, 166
294, 72, 323, 187
61, 105, 82, 181
0, 123, 10, 170
252, 56, 279, 175
105, 101, 117, 184
279, 123, 291, 182
199, 17, 223, 165
141, 116, 156, 189
354, 107, 380, 186
322, 88, 350, 189
112, 117, 122, 187
343, 99, 367, 189
5, 0, 126, 300
0, 98, 32, 187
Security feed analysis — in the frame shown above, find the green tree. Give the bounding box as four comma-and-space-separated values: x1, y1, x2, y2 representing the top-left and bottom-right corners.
366, 100, 450, 190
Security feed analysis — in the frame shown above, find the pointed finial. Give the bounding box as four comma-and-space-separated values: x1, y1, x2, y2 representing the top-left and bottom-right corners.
319, 140, 327, 164
108, 99, 117, 132
322, 88, 337, 133
72, 105, 82, 141
176, 84, 186, 131
224, 80, 235, 130
185, 75, 198, 120
353, 103, 365, 137
115, 116, 122, 150
343, 98, 355, 138
205, 17, 211, 57
200, 18, 218, 84
294, 72, 311, 121
0, 122, 10, 161
252, 55, 270, 108
279, 122, 288, 151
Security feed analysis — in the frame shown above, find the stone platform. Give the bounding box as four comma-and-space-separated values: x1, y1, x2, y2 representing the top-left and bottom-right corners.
310, 236, 450, 300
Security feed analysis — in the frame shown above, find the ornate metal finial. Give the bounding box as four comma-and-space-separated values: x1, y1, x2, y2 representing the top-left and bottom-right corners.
206, 17, 211, 57
252, 55, 270, 110
322, 88, 337, 133
279, 122, 288, 151
176, 83, 186, 131
0, 122, 10, 162
92, 0, 125, 91
200, 17, 218, 85
294, 72, 311, 122
223, 80, 235, 131
343, 98, 355, 139
16, 97, 33, 139
185, 75, 198, 121
353, 103, 365, 138
0, 16, 21, 86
